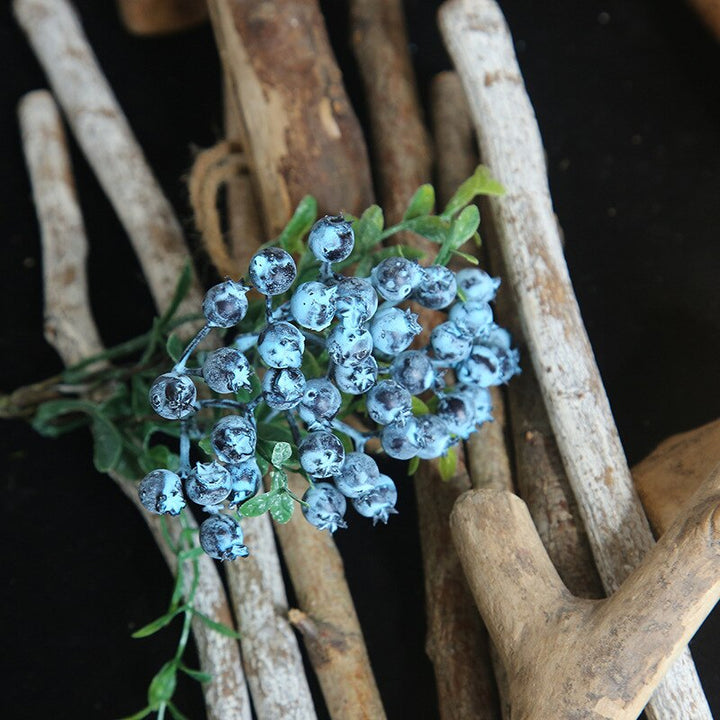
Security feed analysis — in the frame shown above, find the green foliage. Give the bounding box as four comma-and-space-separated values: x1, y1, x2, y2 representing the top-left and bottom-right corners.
438, 446, 458, 482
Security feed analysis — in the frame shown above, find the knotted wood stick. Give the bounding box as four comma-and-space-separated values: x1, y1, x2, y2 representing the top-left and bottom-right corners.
18, 88, 251, 720
439, 1, 710, 715
116, 0, 208, 35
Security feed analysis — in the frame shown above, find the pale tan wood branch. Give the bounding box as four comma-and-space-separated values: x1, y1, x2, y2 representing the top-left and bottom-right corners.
14, 0, 202, 317
116, 0, 208, 36
207, 0, 373, 237
451, 463, 720, 720
19, 88, 251, 720
438, 1, 710, 715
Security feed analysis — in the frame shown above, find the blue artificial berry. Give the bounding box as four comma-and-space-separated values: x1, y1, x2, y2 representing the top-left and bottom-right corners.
436, 392, 477, 440
408, 414, 452, 460
262, 367, 306, 409
258, 322, 305, 369
203, 280, 249, 328
458, 384, 493, 425
326, 324, 374, 366
334, 277, 379, 328
366, 380, 413, 426
333, 452, 380, 498
370, 306, 422, 356
210, 414, 257, 463
290, 281, 337, 331
351, 475, 398, 525
370, 256, 424, 303
429, 321, 472, 366
149, 372, 197, 420
301, 482, 347, 533
455, 268, 501, 303
298, 431, 345, 478
484, 325, 521, 383
297, 378, 342, 430
332, 355, 378, 395
381, 420, 420, 460
138, 469, 185, 515
449, 300, 494, 338
185, 461, 233, 508
249, 247, 297, 296
411, 265, 457, 309
308, 215, 355, 263
226, 460, 262, 506
202, 347, 252, 394
199, 514, 249, 560
456, 343, 503, 387
390, 350, 436, 395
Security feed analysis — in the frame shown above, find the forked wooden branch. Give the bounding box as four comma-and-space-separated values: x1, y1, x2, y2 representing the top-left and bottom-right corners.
439, 1, 711, 715
451, 464, 720, 720
18, 89, 251, 720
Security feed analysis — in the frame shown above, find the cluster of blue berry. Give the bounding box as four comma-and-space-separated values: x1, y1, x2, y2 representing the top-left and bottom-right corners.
137, 208, 519, 561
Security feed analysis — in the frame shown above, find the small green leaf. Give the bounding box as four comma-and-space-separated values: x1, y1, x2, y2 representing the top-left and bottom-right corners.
269, 492, 294, 524
166, 334, 185, 363
198, 436, 213, 457
270, 468, 288, 492
178, 546, 206, 562
346, 204, 384, 261
238, 492, 276, 517
117, 706, 152, 720
277, 195, 318, 254
131, 375, 151, 416
411, 396, 430, 415
441, 165, 505, 220
407, 456, 420, 476
167, 703, 192, 720
190, 609, 242, 638
256, 455, 270, 478
398, 215, 450, 244
403, 184, 435, 219
452, 250, 480, 265
179, 665, 213, 684
148, 661, 177, 709
271, 441, 293, 468
32, 399, 96, 436
159, 261, 194, 327
139, 444, 179, 475
436, 205, 480, 266
438, 447, 458, 482
132, 607, 185, 638
90, 414, 123, 472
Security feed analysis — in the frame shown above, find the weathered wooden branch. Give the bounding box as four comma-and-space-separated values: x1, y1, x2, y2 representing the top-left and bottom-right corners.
13, 0, 202, 317
18, 88, 251, 720
439, 1, 711, 716
207, 0, 373, 237
451, 463, 720, 720
116, 0, 208, 35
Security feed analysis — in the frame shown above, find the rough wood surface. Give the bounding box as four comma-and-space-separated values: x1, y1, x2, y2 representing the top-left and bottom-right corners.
633, 418, 720, 535
439, 1, 710, 716
14, 0, 202, 317
116, 0, 208, 35
19, 88, 250, 720
451, 464, 720, 720
207, 0, 373, 237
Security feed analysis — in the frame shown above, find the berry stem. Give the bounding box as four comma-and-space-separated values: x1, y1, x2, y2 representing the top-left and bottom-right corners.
232, 333, 259, 352
173, 324, 212, 372
178, 420, 191, 478
331, 418, 375, 453
264, 295, 273, 323
198, 398, 250, 412
285, 411, 302, 446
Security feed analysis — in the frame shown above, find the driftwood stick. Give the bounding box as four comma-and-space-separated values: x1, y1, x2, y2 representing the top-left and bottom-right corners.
18, 89, 250, 720
207, 0, 373, 237
116, 0, 208, 35
13, 0, 202, 317
451, 463, 720, 720
439, 1, 710, 716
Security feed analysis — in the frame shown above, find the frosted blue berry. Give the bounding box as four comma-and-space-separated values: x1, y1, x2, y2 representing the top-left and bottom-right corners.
449, 301, 494, 338
326, 324, 374, 366
149, 372, 197, 420
411, 265, 457, 309
308, 215, 355, 262
199, 514, 249, 560
334, 277, 378, 328
298, 431, 345, 478
430, 321, 472, 365
227, 460, 262, 506
390, 350, 435, 395
366, 380, 412, 426
249, 247, 297, 296
458, 384, 493, 425
437, 392, 477, 440
202, 347, 252, 394
258, 322, 305, 369
332, 355, 378, 395
370, 306, 421, 356
455, 268, 501, 303
484, 326, 521, 383
333, 452, 380, 498
409, 414, 452, 460
210, 415, 257, 463
138, 469, 185, 515
185, 461, 233, 507
351, 475, 398, 525
203, 280, 249, 328
262, 367, 306, 409
301, 482, 347, 533
456, 343, 503, 387
290, 281, 337, 331
298, 378, 342, 430
371, 256, 424, 302
381, 421, 419, 460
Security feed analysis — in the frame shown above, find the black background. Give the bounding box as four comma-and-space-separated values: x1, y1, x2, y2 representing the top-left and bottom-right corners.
2, 1, 719, 718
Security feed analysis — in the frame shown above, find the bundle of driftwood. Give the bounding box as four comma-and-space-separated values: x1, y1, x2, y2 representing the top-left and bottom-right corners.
13, 0, 720, 718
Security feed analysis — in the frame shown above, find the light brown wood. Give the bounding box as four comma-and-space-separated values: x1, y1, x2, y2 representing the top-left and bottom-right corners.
633, 418, 720, 535
451, 463, 720, 720
438, 1, 710, 715
116, 0, 208, 35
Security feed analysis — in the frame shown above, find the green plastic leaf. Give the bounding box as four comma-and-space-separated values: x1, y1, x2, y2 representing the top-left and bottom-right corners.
159, 260, 194, 327
191, 609, 242, 639
179, 665, 212, 684
132, 607, 184, 638
403, 184, 435, 220
436, 205, 480, 266
411, 396, 430, 415
270, 468, 288, 492
131, 375, 151, 416
351, 205, 384, 254
271, 442, 293, 468
269, 492, 294, 524
167, 703, 192, 720
256, 455, 270, 478
165, 334, 185, 363
32, 399, 96, 436
277, 195, 318, 254
198, 436, 213, 458
238, 492, 276, 517
452, 250, 480, 265
397, 215, 450, 244
139, 444, 179, 475
441, 165, 505, 220
148, 661, 177, 709
407, 456, 420, 476
90, 414, 123, 472
438, 447, 458, 482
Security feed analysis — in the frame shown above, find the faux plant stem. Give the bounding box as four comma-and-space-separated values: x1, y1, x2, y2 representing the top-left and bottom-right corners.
13, 0, 202, 318
439, 1, 711, 716
18, 88, 251, 720
116, 0, 209, 36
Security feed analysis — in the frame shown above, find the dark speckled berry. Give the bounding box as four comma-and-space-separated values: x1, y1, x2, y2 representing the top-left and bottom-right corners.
308, 215, 355, 263
249, 247, 297, 296
199, 514, 249, 560
301, 482, 347, 533
138, 469, 185, 515
149, 373, 197, 420
210, 415, 257, 463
